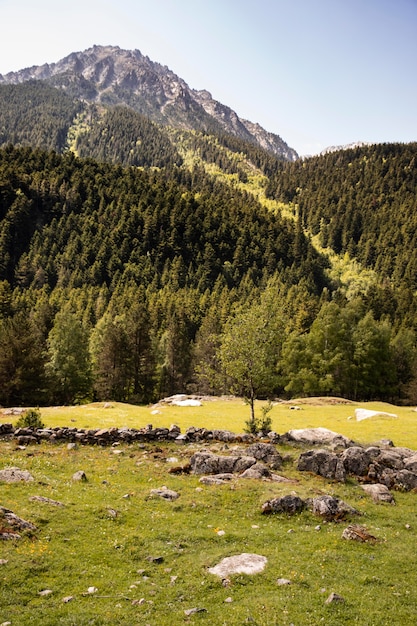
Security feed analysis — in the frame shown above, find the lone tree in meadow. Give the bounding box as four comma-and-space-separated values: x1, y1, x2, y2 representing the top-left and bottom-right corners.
218, 292, 284, 433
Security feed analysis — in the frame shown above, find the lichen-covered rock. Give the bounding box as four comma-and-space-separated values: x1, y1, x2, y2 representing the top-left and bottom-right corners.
341, 446, 371, 476
285, 427, 353, 448
297, 449, 346, 482
150, 487, 179, 500
190, 452, 256, 475
309, 495, 359, 521
261, 495, 305, 515
0, 467, 34, 483
361, 483, 395, 504
245, 443, 282, 470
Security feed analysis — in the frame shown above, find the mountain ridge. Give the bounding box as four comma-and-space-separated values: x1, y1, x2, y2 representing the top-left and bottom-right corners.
0, 44, 297, 161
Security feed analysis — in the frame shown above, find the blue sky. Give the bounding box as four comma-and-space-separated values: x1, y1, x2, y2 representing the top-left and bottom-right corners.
0, 0, 416, 155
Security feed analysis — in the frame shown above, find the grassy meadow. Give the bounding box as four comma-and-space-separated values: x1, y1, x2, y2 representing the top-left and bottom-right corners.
1, 398, 417, 625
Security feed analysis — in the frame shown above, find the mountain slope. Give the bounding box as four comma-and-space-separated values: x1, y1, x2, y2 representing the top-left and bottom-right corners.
0, 45, 297, 161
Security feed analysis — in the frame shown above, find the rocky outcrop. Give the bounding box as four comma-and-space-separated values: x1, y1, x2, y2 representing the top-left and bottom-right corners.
297, 449, 346, 482
190, 451, 257, 475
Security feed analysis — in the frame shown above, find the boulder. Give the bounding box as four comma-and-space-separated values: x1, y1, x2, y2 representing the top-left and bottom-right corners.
286, 427, 353, 448
393, 470, 417, 491
208, 553, 267, 577
361, 484, 395, 504
150, 487, 179, 501
261, 495, 305, 515
240, 463, 271, 479
309, 495, 359, 520
341, 446, 371, 476
0, 506, 37, 534
190, 452, 256, 475
0, 467, 34, 483
245, 442, 282, 469
375, 450, 405, 470
341, 525, 378, 542
354, 408, 397, 421
297, 449, 346, 482
403, 454, 417, 473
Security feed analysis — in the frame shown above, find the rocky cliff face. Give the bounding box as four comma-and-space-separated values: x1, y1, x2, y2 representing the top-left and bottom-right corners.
0, 45, 297, 160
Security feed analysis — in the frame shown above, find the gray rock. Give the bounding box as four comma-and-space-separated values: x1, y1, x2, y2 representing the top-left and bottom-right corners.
199, 475, 234, 485
0, 467, 34, 483
403, 454, 417, 473
29, 496, 65, 507
375, 450, 404, 470
341, 525, 378, 542
361, 483, 395, 504
261, 495, 305, 515
208, 553, 267, 577
184, 608, 207, 616
297, 449, 346, 482
246, 442, 282, 469
240, 463, 271, 479
0, 506, 37, 534
394, 469, 417, 491
72, 470, 87, 482
310, 495, 359, 521
190, 451, 256, 475
341, 446, 370, 476
277, 578, 292, 585
150, 487, 179, 501
325, 592, 345, 604
286, 427, 353, 448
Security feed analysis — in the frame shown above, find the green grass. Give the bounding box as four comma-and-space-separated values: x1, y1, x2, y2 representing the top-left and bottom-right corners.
1, 398, 417, 625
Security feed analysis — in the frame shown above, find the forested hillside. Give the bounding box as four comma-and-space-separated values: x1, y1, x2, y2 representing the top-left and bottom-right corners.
267, 143, 417, 289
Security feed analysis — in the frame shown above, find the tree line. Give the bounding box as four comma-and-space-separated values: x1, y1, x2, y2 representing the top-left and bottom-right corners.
0, 145, 416, 407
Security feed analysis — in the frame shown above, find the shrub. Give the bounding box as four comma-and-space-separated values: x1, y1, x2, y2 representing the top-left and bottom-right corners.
15, 408, 45, 430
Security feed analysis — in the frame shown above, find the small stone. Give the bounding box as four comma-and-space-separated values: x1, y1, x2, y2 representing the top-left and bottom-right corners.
315, 525, 321, 531
72, 470, 87, 482
405, 524, 411, 529
146, 555, 164, 564
216, 530, 225, 536
277, 578, 292, 586
87, 586, 98, 594
287, 529, 295, 533
39, 589, 53, 596
325, 592, 345, 604
62, 596, 74, 603
1, 622, 12, 626
132, 598, 145, 605
170, 575, 178, 584
150, 487, 179, 501
67, 443, 77, 450
184, 608, 207, 616
0, 559, 8, 565
224, 597, 233, 603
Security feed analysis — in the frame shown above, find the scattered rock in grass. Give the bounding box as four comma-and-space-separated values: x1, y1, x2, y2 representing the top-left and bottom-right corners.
62, 596, 74, 603
261, 495, 305, 515
361, 483, 395, 504
39, 589, 53, 596
0, 467, 34, 483
277, 578, 292, 586
87, 586, 98, 594
190, 451, 256, 475
0, 559, 8, 565
106, 508, 119, 518
309, 495, 360, 521
208, 553, 267, 577
199, 475, 234, 485
146, 555, 164, 564
72, 470, 87, 482
67, 443, 77, 450
184, 607, 207, 616
149, 486, 179, 501
341, 525, 379, 542
168, 463, 191, 474
0, 506, 37, 533
325, 592, 345, 604
270, 474, 299, 483
29, 496, 65, 507
224, 597, 233, 602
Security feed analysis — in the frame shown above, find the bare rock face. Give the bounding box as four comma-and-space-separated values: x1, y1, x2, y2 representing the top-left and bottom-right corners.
297, 449, 346, 482
0, 467, 34, 483
208, 553, 267, 577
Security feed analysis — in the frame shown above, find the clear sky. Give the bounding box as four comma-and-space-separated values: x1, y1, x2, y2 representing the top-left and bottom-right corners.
0, 0, 416, 155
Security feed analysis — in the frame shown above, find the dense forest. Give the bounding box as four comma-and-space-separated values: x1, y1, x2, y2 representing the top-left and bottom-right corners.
0, 138, 416, 408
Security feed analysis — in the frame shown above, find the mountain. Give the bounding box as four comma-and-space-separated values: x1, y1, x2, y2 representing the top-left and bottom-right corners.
0, 45, 297, 161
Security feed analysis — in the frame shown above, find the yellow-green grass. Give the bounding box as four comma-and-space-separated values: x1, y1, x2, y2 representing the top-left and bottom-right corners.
2, 397, 416, 449
1, 398, 417, 625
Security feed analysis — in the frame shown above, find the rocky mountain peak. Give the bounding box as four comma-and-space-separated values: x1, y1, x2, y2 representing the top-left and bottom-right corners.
0, 45, 298, 160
